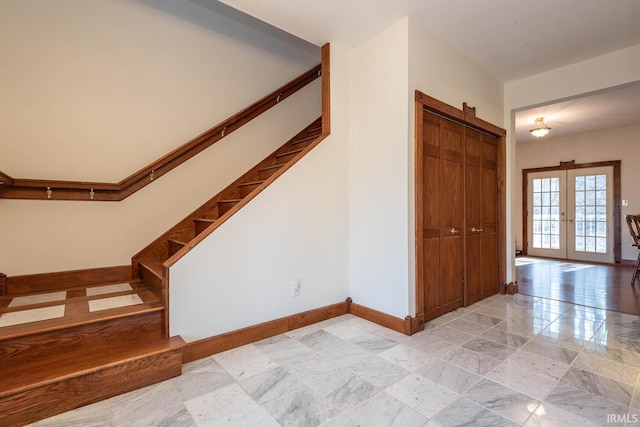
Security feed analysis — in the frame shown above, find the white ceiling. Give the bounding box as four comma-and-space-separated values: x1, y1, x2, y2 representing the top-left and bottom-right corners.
217, 0, 640, 140
515, 82, 640, 143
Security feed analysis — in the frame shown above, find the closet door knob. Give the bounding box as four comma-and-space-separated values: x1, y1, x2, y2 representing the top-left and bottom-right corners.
472, 227, 483, 233
450, 228, 460, 235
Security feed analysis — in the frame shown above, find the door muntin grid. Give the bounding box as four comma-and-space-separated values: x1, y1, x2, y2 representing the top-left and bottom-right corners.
574, 174, 607, 253
532, 177, 561, 250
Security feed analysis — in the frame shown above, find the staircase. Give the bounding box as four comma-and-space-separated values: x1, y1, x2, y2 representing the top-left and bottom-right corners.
131, 118, 324, 310
0, 117, 324, 426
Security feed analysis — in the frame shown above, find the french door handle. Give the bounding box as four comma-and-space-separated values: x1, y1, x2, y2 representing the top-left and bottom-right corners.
568, 218, 574, 223
450, 228, 460, 235
472, 227, 483, 233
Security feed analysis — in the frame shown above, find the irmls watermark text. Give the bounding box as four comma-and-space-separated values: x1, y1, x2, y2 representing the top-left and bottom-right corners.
607, 413, 638, 424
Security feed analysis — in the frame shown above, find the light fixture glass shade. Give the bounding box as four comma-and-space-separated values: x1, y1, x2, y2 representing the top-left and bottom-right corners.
530, 117, 551, 138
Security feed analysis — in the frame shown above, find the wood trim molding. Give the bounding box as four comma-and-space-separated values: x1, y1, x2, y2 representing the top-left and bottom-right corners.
0, 64, 322, 201
0, 273, 6, 296
414, 92, 505, 138
521, 160, 622, 262
347, 298, 422, 335
321, 43, 331, 134
414, 98, 425, 320
504, 281, 519, 294
182, 300, 348, 363
183, 297, 423, 364
6, 266, 131, 295
405, 313, 425, 335
497, 131, 508, 294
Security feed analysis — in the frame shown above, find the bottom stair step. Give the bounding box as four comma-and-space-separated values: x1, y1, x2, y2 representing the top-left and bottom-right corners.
0, 335, 184, 427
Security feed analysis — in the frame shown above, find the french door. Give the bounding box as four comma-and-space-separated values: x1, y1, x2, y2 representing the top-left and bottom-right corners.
527, 166, 614, 263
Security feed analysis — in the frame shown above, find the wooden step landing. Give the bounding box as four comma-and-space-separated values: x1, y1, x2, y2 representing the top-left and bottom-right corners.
0, 282, 183, 427
0, 335, 183, 427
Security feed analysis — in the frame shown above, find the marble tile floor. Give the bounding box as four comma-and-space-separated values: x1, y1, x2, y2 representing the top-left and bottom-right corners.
27, 293, 640, 426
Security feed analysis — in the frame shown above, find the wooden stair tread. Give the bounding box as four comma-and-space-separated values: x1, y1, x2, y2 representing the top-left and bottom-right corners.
0, 279, 142, 303
219, 198, 243, 203
291, 135, 318, 145
276, 148, 304, 158
168, 238, 188, 257
194, 218, 217, 237
238, 180, 265, 187
0, 335, 184, 397
259, 164, 284, 172
0, 300, 163, 341
167, 238, 187, 245
0, 288, 155, 315
194, 218, 216, 223
138, 259, 165, 279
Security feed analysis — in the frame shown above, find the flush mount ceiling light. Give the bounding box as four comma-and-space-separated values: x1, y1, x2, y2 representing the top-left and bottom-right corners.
529, 117, 551, 138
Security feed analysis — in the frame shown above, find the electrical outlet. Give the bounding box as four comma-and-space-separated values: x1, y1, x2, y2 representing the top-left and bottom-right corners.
622, 200, 629, 207
291, 281, 301, 297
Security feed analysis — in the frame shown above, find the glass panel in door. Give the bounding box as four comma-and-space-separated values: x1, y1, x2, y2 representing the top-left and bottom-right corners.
567, 166, 614, 263
527, 171, 567, 258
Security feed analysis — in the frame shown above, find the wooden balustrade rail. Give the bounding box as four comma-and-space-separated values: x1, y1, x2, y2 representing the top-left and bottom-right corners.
0, 64, 321, 201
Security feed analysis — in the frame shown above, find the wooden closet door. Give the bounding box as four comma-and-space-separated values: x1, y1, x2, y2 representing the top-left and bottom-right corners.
481, 133, 499, 298
464, 128, 483, 305
422, 111, 464, 321
464, 129, 499, 304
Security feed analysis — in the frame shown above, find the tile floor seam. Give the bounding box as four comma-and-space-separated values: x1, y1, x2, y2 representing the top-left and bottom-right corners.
107, 398, 116, 427
167, 374, 198, 427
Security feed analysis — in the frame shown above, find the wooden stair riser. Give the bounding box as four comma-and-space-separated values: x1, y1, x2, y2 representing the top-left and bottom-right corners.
217, 200, 241, 216
290, 134, 319, 148
275, 149, 304, 165
307, 127, 322, 134
6, 266, 132, 295
0, 347, 182, 427
257, 164, 284, 180
138, 262, 164, 301
0, 310, 163, 368
194, 218, 216, 236
238, 181, 264, 198
168, 239, 187, 257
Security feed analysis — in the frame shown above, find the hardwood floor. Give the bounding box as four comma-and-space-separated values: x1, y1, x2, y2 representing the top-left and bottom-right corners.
516, 256, 640, 315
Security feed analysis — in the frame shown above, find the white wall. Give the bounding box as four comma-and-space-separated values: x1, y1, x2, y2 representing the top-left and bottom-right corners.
505, 44, 640, 279
407, 19, 503, 315
347, 18, 504, 319
0, 0, 320, 275
515, 124, 640, 261
348, 20, 410, 319
170, 45, 350, 340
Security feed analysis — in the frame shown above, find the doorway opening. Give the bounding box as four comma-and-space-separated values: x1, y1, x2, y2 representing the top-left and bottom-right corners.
522, 160, 622, 264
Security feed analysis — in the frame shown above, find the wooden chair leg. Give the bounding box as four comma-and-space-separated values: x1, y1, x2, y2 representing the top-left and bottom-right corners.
633, 252, 640, 286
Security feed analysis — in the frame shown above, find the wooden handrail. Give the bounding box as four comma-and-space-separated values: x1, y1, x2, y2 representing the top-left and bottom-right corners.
0, 64, 321, 201
0, 171, 13, 186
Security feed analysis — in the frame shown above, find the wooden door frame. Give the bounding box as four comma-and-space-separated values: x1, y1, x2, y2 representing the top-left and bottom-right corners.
414, 91, 507, 322
522, 160, 622, 263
